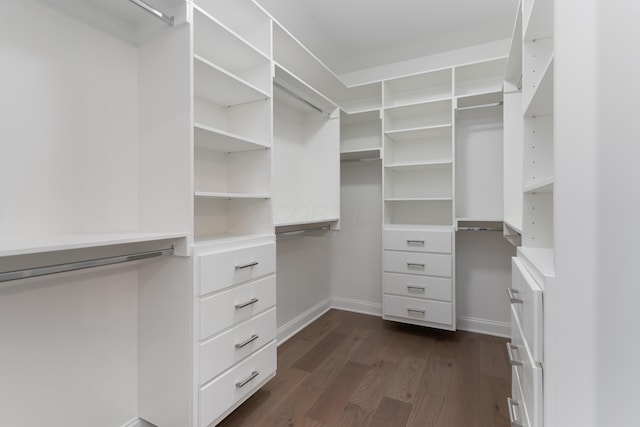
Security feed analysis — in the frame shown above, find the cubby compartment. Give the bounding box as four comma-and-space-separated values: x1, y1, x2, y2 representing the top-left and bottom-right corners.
523, 115, 553, 192
384, 201, 453, 227
194, 198, 273, 242
384, 126, 452, 166
384, 165, 453, 200
522, 38, 554, 116
194, 97, 271, 145
384, 99, 452, 132
340, 110, 382, 158
383, 69, 452, 107
455, 58, 507, 97
193, 6, 271, 94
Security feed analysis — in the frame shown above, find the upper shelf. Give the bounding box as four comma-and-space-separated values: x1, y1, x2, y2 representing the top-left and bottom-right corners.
194, 124, 270, 152
505, 2, 523, 89
39, 0, 187, 44
454, 57, 507, 97
384, 69, 452, 108
273, 65, 338, 116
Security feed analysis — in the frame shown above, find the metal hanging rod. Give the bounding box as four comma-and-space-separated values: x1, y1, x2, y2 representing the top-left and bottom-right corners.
128, 0, 174, 26
276, 225, 332, 237
458, 226, 504, 232
0, 247, 174, 283
273, 82, 331, 118
456, 102, 503, 112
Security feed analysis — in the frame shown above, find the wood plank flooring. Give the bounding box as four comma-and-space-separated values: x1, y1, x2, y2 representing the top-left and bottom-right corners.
217, 309, 511, 427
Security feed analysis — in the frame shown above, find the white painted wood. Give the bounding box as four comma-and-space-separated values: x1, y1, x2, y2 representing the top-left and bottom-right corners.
383, 69, 452, 107
199, 307, 276, 385
512, 258, 543, 362
198, 242, 276, 295
194, 147, 271, 196
503, 91, 523, 232
340, 110, 382, 153
522, 0, 553, 41
522, 192, 553, 248
384, 126, 453, 165
522, 38, 553, 116
194, 198, 273, 241
384, 273, 452, 302
504, 3, 523, 88
383, 228, 452, 253
383, 295, 453, 326
384, 100, 452, 132
511, 316, 543, 427
199, 341, 277, 427
384, 200, 454, 226
194, 124, 269, 152
384, 166, 452, 199
276, 299, 332, 344
511, 364, 532, 427
454, 58, 507, 97
194, 97, 271, 145
383, 251, 452, 278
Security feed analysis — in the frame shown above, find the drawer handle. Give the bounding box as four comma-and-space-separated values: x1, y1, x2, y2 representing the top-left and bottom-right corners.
507, 288, 523, 304
507, 398, 524, 427
235, 334, 259, 349
235, 261, 259, 270
407, 285, 426, 291
406, 262, 425, 268
235, 297, 259, 309
407, 308, 425, 315
235, 371, 259, 388
406, 240, 425, 246
506, 343, 523, 366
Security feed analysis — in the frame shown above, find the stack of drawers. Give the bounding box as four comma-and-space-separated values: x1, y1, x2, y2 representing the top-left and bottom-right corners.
382, 227, 455, 330
508, 257, 543, 427
195, 238, 277, 427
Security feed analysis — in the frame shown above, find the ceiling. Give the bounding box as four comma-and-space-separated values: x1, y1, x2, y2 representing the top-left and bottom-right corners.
255, 0, 519, 76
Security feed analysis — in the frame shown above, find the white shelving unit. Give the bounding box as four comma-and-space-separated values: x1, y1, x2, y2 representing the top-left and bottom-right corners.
340, 110, 382, 162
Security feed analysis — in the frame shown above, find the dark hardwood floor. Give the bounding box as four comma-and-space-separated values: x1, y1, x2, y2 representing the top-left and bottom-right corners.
218, 309, 511, 427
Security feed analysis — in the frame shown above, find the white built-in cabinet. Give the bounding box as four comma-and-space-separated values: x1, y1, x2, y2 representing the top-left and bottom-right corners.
503, 0, 554, 426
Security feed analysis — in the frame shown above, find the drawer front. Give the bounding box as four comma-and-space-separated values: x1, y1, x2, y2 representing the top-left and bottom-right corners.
198, 242, 276, 295
511, 257, 543, 363
508, 322, 543, 427
199, 307, 276, 386
383, 251, 452, 277
384, 272, 452, 302
383, 294, 453, 325
199, 341, 276, 427
200, 275, 276, 340
384, 228, 452, 253
510, 367, 532, 427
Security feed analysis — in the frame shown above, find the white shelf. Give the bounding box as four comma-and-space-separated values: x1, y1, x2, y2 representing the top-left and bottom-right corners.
454, 58, 508, 97
518, 246, 555, 278
193, 5, 270, 94
194, 124, 269, 152
384, 124, 452, 140
524, 56, 554, 117
340, 149, 381, 162
383, 69, 452, 108
385, 197, 453, 202
193, 232, 274, 247
383, 224, 454, 232
194, 192, 271, 199
504, 220, 524, 235
194, 55, 270, 107
0, 232, 189, 258
524, 178, 554, 193
385, 161, 452, 170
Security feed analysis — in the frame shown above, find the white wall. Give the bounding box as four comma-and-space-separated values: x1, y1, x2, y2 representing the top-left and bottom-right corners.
330, 161, 383, 315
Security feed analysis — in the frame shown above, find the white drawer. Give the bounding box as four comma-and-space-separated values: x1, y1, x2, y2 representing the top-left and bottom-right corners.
198, 242, 276, 296
199, 308, 276, 386
509, 366, 531, 427
508, 322, 543, 427
383, 294, 453, 326
511, 257, 543, 363
199, 275, 276, 340
384, 228, 452, 253
383, 251, 452, 277
199, 341, 276, 427
383, 272, 452, 302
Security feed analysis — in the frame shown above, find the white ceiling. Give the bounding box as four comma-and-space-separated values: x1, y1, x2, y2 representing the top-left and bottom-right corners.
255, 0, 519, 76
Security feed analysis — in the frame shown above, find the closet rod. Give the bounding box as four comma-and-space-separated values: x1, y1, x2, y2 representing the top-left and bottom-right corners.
276, 225, 331, 237
456, 101, 503, 111
128, 0, 174, 26
273, 82, 331, 118
458, 226, 504, 232
0, 247, 174, 283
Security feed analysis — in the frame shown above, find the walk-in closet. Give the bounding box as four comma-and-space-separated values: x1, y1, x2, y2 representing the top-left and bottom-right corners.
1, 0, 638, 426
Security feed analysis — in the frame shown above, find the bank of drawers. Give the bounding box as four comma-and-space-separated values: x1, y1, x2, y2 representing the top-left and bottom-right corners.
196, 239, 277, 427
508, 257, 544, 427
382, 228, 454, 330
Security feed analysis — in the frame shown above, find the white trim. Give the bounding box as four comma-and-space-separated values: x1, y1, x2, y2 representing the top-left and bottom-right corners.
121, 418, 153, 427
331, 297, 382, 317
276, 298, 332, 346
456, 316, 510, 338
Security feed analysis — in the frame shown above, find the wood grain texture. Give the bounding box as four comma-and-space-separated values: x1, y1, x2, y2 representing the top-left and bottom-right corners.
216, 309, 511, 427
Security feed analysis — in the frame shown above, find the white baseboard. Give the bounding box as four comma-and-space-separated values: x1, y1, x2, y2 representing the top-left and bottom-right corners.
331, 297, 382, 317
456, 316, 510, 338
276, 298, 332, 346
122, 418, 154, 427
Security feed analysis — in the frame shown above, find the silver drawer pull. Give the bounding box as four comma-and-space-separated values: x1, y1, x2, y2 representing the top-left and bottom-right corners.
235, 334, 259, 349
235, 371, 259, 388
406, 262, 425, 268
407, 308, 425, 315
235, 261, 259, 270
507, 398, 524, 427
235, 297, 259, 309
407, 285, 426, 291
507, 288, 523, 304
406, 239, 425, 246
506, 343, 523, 366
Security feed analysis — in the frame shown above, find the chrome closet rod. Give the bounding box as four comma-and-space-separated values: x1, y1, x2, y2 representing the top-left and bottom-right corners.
456, 101, 503, 111
276, 225, 332, 237
457, 226, 504, 232
273, 82, 331, 118
128, 0, 174, 26
0, 247, 174, 283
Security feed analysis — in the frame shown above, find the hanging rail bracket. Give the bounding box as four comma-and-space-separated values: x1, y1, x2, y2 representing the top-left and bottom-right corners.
128, 0, 174, 26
